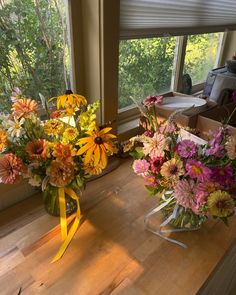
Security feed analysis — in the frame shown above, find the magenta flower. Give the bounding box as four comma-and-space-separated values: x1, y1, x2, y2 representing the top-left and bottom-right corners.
211, 166, 234, 187
177, 140, 197, 158
205, 128, 224, 157
132, 159, 150, 175
186, 160, 212, 182
150, 156, 164, 174
143, 95, 163, 107
143, 175, 157, 187
143, 130, 153, 137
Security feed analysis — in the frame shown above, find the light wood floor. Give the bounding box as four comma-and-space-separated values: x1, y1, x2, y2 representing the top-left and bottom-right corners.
0, 158, 236, 295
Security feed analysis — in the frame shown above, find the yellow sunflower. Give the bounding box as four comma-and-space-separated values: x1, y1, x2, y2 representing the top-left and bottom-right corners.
77, 127, 116, 168
56, 90, 87, 110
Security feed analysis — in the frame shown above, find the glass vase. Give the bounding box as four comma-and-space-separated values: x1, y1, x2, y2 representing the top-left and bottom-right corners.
42, 185, 77, 217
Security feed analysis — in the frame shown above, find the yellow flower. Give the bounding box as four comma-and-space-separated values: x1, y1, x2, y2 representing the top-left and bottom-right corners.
160, 158, 184, 182
207, 190, 235, 218
56, 90, 87, 110
77, 127, 116, 168
44, 119, 64, 136
0, 129, 7, 152
63, 127, 79, 142
84, 160, 104, 176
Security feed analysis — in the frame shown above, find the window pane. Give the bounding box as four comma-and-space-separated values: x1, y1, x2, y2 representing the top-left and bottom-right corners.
118, 37, 177, 109
184, 33, 221, 85
0, 0, 71, 112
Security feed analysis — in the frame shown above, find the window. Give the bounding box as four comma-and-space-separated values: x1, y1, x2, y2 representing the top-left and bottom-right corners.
118, 32, 224, 113
184, 33, 221, 85
0, 0, 71, 112
118, 36, 177, 110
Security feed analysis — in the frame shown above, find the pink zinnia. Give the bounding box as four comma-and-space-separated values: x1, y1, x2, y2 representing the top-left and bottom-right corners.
186, 160, 211, 182
177, 140, 197, 158
150, 157, 164, 174
143, 175, 157, 188
143, 132, 166, 158
0, 154, 25, 184
143, 95, 163, 107
132, 159, 150, 175
194, 181, 220, 197
174, 179, 196, 209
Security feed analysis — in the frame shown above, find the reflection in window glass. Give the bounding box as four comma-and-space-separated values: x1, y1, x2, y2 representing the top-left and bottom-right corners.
0, 0, 71, 112
184, 33, 221, 85
118, 37, 177, 109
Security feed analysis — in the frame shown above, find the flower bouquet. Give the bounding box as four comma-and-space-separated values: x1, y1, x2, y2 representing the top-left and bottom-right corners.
0, 88, 117, 261
127, 95, 236, 246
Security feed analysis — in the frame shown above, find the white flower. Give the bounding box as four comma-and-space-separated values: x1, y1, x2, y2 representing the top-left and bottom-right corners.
28, 175, 41, 187
225, 136, 236, 160
6, 118, 25, 140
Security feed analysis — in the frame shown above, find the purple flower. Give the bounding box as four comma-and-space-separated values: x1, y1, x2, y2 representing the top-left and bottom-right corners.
177, 140, 197, 158
205, 128, 225, 157
143, 95, 163, 107
186, 160, 212, 182
211, 166, 234, 187
132, 159, 150, 175
10, 87, 22, 103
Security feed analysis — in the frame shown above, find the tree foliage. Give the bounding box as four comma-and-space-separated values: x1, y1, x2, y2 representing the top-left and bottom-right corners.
119, 33, 220, 109
0, 0, 70, 112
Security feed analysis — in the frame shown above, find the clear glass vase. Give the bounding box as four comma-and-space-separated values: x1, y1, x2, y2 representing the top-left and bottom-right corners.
42, 185, 77, 216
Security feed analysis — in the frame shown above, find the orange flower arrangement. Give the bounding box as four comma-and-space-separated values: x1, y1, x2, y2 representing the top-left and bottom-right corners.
0, 88, 117, 262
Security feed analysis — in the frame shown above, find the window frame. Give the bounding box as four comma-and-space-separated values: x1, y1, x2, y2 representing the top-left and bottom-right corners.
117, 31, 227, 136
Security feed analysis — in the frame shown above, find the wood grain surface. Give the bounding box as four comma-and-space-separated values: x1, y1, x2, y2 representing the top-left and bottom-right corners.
0, 158, 236, 295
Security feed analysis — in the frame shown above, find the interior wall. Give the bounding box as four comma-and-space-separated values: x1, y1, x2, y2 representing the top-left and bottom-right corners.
220, 30, 236, 65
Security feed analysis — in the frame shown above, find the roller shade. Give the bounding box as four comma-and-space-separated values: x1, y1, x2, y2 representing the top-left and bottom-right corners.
120, 0, 236, 39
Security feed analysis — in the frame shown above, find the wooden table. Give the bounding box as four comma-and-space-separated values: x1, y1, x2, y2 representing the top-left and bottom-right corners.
1, 159, 236, 295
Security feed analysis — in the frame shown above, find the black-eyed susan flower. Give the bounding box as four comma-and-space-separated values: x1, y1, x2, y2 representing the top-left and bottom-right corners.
56, 90, 87, 110
76, 127, 116, 168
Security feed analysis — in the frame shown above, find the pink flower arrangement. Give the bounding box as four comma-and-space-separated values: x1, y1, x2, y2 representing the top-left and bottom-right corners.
128, 95, 236, 228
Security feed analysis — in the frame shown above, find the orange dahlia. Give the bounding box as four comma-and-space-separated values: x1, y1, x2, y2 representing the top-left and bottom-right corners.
0, 153, 25, 184
52, 143, 77, 162
25, 139, 48, 161
0, 129, 7, 152
77, 127, 117, 168
12, 98, 38, 119
46, 160, 74, 187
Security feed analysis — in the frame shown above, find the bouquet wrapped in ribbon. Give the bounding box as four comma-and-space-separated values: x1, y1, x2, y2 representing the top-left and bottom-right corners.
126, 94, 236, 245
0, 88, 117, 261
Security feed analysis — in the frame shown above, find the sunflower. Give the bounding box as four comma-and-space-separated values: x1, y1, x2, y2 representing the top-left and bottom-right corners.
56, 90, 87, 110
77, 127, 116, 168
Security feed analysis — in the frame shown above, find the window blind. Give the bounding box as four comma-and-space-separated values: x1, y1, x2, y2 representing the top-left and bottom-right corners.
120, 0, 236, 39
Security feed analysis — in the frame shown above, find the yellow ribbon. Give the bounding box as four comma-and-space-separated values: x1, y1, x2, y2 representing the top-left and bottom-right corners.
51, 187, 81, 263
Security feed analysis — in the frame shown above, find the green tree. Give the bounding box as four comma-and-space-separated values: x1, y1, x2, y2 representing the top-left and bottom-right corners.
0, 0, 70, 111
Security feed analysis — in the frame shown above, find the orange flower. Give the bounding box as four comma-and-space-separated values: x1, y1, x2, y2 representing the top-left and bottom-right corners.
25, 139, 48, 161
46, 160, 74, 187
52, 143, 76, 162
0, 129, 7, 152
0, 153, 25, 184
12, 98, 38, 119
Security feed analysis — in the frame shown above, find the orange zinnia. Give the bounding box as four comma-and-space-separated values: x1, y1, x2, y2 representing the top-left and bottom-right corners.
52, 143, 77, 162
25, 139, 48, 161
77, 127, 116, 168
12, 98, 38, 119
0, 129, 7, 152
46, 160, 74, 187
